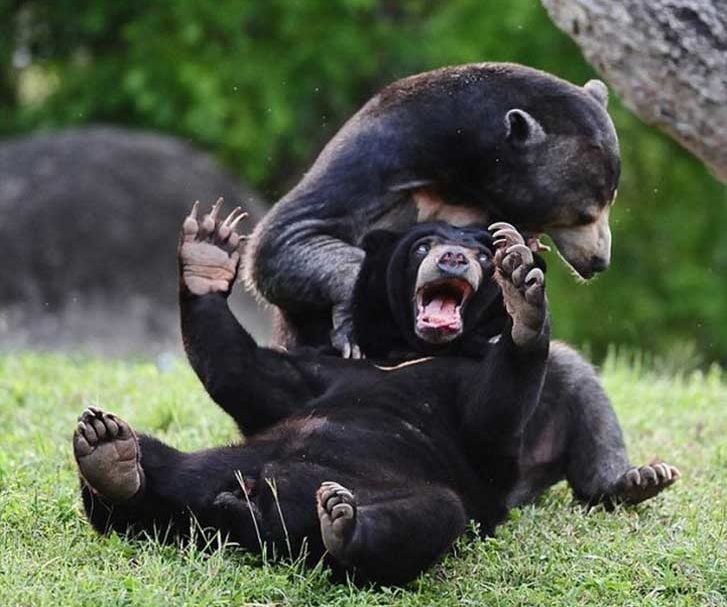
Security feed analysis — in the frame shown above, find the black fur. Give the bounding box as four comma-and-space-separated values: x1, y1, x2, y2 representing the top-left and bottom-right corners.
352, 223, 548, 358
78, 224, 550, 586
352, 223, 659, 509
244, 62, 620, 352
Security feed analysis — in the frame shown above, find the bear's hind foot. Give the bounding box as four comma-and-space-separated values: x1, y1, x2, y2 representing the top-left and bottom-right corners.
316, 481, 357, 563
610, 462, 681, 505
73, 407, 144, 502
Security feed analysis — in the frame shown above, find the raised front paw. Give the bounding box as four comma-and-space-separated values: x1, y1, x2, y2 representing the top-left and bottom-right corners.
73, 406, 144, 502
611, 461, 681, 505
489, 222, 547, 347
179, 198, 248, 296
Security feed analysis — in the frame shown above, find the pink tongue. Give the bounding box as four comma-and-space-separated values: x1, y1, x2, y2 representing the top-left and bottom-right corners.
421, 295, 460, 329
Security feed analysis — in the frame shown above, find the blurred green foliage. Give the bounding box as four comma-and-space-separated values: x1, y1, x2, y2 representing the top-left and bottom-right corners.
1, 0, 726, 362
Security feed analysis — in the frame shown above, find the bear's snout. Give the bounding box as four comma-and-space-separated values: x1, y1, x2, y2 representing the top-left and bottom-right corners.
437, 249, 469, 275
589, 255, 609, 274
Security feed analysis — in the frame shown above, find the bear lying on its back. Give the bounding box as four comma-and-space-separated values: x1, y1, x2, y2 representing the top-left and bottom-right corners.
73, 204, 550, 586
244, 62, 620, 356
352, 222, 680, 508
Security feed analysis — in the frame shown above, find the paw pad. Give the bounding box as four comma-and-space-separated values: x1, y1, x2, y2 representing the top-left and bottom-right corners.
488, 222, 547, 345
317, 481, 357, 561
179, 198, 249, 296
73, 407, 143, 502
317, 481, 356, 521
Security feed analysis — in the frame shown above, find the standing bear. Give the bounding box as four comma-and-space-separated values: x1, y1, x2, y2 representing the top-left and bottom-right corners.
244, 62, 620, 356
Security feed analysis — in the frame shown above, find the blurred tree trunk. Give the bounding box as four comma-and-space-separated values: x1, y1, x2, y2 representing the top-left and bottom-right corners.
541, 0, 727, 183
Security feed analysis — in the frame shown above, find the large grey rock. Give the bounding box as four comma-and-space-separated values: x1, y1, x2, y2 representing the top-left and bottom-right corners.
0, 126, 272, 355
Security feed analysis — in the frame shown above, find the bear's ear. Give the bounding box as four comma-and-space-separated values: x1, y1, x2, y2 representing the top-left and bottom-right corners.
360, 229, 401, 255
504, 109, 546, 147
584, 79, 608, 107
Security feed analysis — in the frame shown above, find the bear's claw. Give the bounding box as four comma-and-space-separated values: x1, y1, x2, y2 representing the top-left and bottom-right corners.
490, 224, 524, 250
612, 462, 681, 504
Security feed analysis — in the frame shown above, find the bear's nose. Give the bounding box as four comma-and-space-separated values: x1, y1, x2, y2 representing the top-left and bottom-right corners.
589, 255, 609, 273
437, 250, 469, 274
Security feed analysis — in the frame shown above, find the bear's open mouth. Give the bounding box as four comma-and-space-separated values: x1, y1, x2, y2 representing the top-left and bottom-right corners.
415, 278, 474, 343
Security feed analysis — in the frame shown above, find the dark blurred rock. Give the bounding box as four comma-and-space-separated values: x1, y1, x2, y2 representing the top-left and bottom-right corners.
0, 126, 272, 355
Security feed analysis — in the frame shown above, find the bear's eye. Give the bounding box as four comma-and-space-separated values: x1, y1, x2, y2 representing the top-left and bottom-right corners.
576, 211, 597, 225
478, 252, 490, 265
415, 242, 430, 255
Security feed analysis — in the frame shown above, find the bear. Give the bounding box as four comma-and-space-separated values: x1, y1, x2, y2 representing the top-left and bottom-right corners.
243, 62, 620, 357
73, 201, 551, 586
350, 221, 680, 507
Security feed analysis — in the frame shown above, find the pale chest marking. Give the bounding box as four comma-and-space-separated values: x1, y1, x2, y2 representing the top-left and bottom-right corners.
413, 189, 488, 227
374, 357, 433, 371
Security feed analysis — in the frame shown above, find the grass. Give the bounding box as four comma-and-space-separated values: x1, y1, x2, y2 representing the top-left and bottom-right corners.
0, 351, 725, 606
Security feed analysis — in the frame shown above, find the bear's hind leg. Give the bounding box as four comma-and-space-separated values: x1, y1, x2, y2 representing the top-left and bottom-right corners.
316, 482, 467, 585
555, 345, 681, 506
73, 407, 267, 547
74, 407, 189, 538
